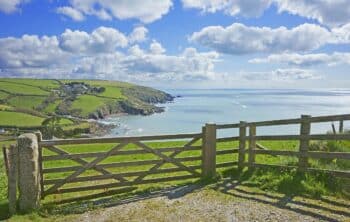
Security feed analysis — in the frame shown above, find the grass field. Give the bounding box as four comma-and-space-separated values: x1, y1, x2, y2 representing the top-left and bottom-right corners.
0, 81, 49, 96
70, 95, 114, 117
0, 111, 44, 127
8, 96, 46, 110
0, 137, 349, 221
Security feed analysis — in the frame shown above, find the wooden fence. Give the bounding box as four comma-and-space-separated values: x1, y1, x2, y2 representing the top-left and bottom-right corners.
2, 113, 350, 213
216, 114, 350, 177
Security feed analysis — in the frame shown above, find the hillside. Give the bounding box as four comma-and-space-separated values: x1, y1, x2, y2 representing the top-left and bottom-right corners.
0, 78, 173, 128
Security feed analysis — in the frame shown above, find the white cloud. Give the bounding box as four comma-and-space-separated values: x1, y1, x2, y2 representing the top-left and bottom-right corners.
250, 52, 350, 67
0, 0, 29, 13
182, 0, 271, 17
0, 35, 67, 68
275, 0, 350, 28
59, 27, 128, 54
182, 0, 350, 27
190, 23, 333, 55
0, 28, 220, 83
129, 26, 148, 43
149, 40, 166, 54
59, 0, 173, 23
56, 6, 85, 21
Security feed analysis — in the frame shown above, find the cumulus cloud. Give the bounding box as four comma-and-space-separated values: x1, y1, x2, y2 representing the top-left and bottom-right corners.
250, 52, 350, 67
58, 0, 173, 23
190, 23, 334, 55
0, 0, 29, 13
59, 27, 128, 54
129, 26, 148, 43
275, 0, 350, 28
0, 27, 220, 83
182, 0, 271, 17
149, 40, 166, 54
182, 0, 350, 27
56, 6, 85, 21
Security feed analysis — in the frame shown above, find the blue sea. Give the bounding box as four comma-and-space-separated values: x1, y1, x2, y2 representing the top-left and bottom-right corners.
101, 89, 350, 137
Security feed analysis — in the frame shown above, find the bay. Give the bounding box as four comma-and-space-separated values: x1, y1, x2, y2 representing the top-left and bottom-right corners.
101, 89, 350, 137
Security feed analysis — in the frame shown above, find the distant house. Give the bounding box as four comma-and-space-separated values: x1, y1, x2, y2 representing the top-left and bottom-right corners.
0, 128, 5, 134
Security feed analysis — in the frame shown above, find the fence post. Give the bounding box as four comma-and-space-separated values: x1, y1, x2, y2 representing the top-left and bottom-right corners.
248, 124, 256, 169
238, 121, 247, 170
339, 120, 344, 133
298, 115, 311, 171
7, 144, 18, 215
17, 133, 41, 212
202, 123, 216, 178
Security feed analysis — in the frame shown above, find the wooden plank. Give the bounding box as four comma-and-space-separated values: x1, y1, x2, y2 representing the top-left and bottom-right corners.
339, 120, 344, 133
44, 165, 203, 185
299, 115, 311, 170
248, 124, 256, 168
133, 141, 201, 177
35, 131, 45, 199
238, 121, 247, 170
331, 123, 337, 134
216, 123, 240, 129
43, 155, 203, 174
216, 149, 239, 155
309, 114, 350, 123
40, 133, 202, 146
46, 175, 198, 194
202, 123, 216, 178
254, 149, 300, 156
248, 118, 301, 127
133, 136, 201, 182
308, 134, 350, 140
306, 151, 350, 159
45, 146, 126, 183
253, 135, 301, 140
44, 142, 128, 195
42, 145, 202, 161
216, 136, 240, 142
216, 161, 238, 168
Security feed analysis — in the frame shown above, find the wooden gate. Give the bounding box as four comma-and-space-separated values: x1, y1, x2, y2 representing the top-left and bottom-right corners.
39, 133, 205, 197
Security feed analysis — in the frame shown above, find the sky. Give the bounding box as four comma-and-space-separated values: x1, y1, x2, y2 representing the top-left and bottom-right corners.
0, 0, 350, 89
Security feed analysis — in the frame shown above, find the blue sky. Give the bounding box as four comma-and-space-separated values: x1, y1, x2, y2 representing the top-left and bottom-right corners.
0, 0, 350, 88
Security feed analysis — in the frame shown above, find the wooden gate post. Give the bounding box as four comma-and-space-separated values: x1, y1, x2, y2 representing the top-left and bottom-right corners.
238, 121, 247, 170
202, 123, 216, 178
248, 124, 256, 169
298, 115, 311, 171
17, 133, 41, 212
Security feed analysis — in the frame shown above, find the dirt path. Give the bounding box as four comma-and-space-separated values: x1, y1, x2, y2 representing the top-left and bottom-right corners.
63, 183, 349, 222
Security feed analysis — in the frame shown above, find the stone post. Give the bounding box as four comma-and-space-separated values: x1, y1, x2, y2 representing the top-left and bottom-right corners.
17, 133, 41, 212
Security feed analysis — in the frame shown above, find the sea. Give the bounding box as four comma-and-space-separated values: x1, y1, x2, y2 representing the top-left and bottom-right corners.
100, 89, 350, 137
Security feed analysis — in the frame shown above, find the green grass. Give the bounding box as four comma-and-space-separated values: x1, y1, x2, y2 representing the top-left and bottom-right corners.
0, 111, 44, 127
43, 100, 61, 114
70, 95, 114, 117
0, 79, 60, 90
96, 86, 126, 99
0, 138, 349, 221
7, 96, 46, 110
0, 81, 49, 96
0, 91, 9, 100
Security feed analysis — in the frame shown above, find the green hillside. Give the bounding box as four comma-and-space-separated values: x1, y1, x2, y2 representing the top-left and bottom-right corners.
0, 78, 173, 128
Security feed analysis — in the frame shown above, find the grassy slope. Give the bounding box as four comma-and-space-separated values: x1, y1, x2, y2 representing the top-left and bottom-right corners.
0, 78, 170, 125
0, 111, 44, 126
69, 95, 114, 117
